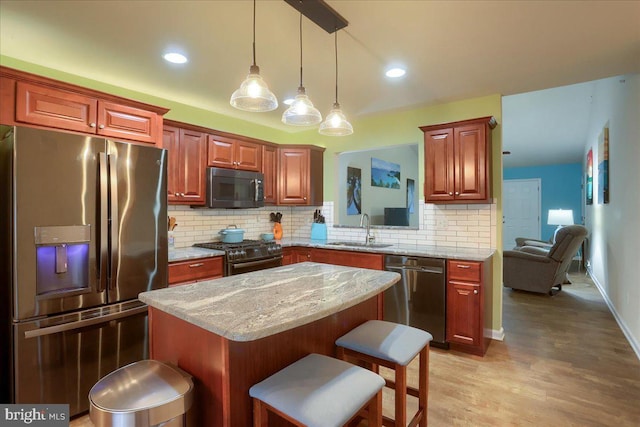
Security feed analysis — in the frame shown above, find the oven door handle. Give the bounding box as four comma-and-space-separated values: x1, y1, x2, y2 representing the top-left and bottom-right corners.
231, 256, 283, 269
24, 305, 148, 339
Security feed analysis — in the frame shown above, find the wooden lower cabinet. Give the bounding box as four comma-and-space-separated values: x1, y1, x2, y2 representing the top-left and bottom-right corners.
311, 248, 383, 270
446, 259, 491, 356
282, 247, 383, 270
168, 256, 223, 286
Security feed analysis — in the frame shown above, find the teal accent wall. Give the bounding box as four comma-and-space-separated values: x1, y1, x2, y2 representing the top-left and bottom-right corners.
504, 163, 583, 241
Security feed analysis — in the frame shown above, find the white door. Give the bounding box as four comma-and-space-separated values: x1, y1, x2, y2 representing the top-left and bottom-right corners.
503, 179, 541, 250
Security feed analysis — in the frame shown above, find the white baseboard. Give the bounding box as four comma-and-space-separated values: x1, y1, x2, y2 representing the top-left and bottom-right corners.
588, 268, 640, 361
485, 327, 505, 341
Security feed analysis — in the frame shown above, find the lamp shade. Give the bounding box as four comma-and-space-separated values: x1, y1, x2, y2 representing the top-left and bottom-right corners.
230, 66, 278, 112
281, 87, 322, 126
547, 209, 574, 226
319, 103, 353, 136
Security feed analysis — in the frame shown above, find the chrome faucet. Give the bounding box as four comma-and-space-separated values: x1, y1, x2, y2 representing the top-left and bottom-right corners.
360, 213, 375, 245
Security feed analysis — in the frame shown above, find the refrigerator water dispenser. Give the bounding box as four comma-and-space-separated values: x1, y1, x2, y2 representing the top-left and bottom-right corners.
35, 225, 91, 296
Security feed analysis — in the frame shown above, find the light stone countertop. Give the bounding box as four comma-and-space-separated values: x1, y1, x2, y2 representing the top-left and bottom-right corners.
168, 247, 224, 262
279, 238, 495, 261
139, 262, 400, 342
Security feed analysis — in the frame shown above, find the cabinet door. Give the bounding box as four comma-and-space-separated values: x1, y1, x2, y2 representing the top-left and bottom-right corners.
207, 135, 235, 168
311, 249, 383, 270
168, 257, 223, 285
235, 140, 262, 171
281, 247, 294, 265
97, 101, 159, 144
164, 126, 182, 203
424, 128, 455, 202
262, 145, 278, 204
454, 123, 487, 201
446, 281, 481, 346
278, 148, 309, 205
293, 248, 312, 263
15, 81, 98, 133
179, 128, 207, 205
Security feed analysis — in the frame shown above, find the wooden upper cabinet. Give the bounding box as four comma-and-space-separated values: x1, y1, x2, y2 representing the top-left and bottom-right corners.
262, 145, 278, 204
16, 81, 97, 133
165, 124, 207, 205
207, 134, 261, 171
421, 116, 496, 204
278, 146, 324, 206
13, 80, 164, 144
97, 101, 158, 144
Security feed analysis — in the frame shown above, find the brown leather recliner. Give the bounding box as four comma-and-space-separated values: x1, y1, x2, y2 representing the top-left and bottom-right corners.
503, 225, 588, 295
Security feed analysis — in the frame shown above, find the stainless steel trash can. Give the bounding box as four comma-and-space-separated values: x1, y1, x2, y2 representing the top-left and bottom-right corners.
89, 360, 194, 427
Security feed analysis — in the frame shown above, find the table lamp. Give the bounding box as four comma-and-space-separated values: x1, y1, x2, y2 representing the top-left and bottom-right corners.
548, 209, 574, 242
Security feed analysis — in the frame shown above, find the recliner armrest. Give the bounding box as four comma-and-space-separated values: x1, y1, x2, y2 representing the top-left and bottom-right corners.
503, 250, 553, 263
517, 245, 551, 256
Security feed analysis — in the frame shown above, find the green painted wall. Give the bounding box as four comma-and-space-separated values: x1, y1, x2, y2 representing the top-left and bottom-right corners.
2, 55, 504, 337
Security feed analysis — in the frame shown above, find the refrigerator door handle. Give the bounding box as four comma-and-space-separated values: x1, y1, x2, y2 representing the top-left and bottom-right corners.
108, 153, 119, 291
98, 152, 109, 292
23, 305, 148, 339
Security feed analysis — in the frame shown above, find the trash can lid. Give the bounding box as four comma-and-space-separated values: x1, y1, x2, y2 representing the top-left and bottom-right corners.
89, 360, 193, 413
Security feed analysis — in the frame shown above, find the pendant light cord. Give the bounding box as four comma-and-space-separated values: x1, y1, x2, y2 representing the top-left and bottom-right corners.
252, 0, 256, 67
334, 30, 339, 103
299, 12, 303, 89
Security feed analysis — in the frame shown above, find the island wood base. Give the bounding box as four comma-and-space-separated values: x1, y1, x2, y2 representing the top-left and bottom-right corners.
148, 296, 379, 426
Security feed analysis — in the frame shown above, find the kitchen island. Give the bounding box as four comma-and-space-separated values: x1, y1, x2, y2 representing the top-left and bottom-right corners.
139, 262, 400, 426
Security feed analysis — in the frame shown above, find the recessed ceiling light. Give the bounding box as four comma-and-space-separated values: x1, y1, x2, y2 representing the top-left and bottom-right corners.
163, 52, 188, 64
385, 67, 406, 78
283, 98, 295, 106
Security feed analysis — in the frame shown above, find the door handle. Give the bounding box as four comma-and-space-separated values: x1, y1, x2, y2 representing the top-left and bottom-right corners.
24, 305, 148, 339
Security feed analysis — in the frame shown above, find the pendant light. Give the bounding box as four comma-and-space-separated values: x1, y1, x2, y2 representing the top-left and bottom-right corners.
282, 13, 322, 126
319, 29, 353, 136
230, 0, 278, 112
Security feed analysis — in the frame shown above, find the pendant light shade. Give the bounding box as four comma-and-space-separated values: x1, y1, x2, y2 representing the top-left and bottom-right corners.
319, 30, 353, 136
282, 13, 322, 126
319, 102, 353, 136
230, 0, 278, 112
282, 86, 323, 126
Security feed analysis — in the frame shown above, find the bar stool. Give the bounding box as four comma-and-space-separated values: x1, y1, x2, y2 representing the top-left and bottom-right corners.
335, 320, 433, 427
249, 353, 385, 427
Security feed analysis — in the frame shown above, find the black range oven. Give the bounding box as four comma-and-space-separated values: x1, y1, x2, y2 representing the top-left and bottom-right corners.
193, 240, 283, 276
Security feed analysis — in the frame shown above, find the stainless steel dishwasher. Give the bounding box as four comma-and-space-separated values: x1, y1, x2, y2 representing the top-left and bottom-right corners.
384, 255, 448, 348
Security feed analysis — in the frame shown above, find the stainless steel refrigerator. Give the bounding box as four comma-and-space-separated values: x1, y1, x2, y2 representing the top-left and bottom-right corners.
0, 126, 168, 416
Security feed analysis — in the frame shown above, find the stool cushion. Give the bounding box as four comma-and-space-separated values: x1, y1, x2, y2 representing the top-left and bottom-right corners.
336, 320, 433, 366
249, 353, 384, 427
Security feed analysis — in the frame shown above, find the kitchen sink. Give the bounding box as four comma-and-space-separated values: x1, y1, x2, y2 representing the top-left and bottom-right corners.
326, 241, 393, 248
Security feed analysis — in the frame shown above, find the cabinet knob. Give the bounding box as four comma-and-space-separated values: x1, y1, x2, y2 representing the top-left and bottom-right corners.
449, 192, 453, 196
89, 122, 96, 128
303, 197, 307, 201
99, 124, 105, 129
474, 290, 478, 294
455, 191, 460, 195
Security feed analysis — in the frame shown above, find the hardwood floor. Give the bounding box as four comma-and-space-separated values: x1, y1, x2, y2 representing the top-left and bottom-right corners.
71, 272, 640, 426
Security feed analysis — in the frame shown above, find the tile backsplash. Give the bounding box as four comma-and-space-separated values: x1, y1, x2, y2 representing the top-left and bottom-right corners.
168, 201, 496, 249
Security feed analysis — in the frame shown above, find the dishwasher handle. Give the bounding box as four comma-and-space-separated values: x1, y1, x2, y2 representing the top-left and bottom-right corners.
385, 264, 444, 274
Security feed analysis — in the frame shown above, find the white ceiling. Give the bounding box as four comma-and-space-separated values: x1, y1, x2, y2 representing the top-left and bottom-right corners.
1, 0, 639, 167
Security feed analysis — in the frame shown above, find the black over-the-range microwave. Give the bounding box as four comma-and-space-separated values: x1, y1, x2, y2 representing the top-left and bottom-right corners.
199, 167, 265, 208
